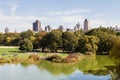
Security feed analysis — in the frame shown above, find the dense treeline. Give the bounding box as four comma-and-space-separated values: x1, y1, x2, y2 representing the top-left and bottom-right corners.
0, 27, 120, 55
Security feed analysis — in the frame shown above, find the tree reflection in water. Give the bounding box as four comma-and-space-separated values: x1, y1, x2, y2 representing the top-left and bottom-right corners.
20, 55, 117, 79
107, 59, 120, 80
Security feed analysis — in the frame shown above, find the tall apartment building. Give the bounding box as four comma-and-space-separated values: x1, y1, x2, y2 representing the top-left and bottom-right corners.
33, 20, 42, 32
5, 27, 9, 33
58, 25, 64, 31
84, 19, 90, 32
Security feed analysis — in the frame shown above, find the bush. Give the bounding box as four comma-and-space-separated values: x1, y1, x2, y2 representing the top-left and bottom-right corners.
28, 54, 40, 61
19, 39, 33, 52
0, 58, 10, 63
11, 57, 19, 62
63, 53, 81, 63
45, 54, 62, 63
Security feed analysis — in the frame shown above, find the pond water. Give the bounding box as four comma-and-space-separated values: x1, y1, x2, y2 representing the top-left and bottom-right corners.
0, 56, 118, 80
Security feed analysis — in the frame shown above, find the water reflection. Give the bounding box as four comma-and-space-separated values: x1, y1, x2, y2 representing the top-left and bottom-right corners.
27, 55, 115, 76
0, 55, 118, 80
107, 66, 120, 80
36, 60, 78, 75
106, 58, 120, 80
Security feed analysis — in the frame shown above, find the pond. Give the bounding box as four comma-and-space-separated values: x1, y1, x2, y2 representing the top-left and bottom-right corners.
0, 55, 118, 80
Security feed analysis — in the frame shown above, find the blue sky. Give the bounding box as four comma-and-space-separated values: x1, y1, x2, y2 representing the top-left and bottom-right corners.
0, 0, 120, 32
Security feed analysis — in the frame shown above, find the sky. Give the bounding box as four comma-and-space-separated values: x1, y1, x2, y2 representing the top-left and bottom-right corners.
0, 0, 120, 32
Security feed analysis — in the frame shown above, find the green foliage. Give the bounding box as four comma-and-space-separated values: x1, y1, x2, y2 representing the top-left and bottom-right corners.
19, 39, 33, 52
0, 27, 118, 55
85, 27, 116, 53
0, 33, 5, 45
74, 30, 84, 39
42, 30, 62, 52
97, 34, 116, 53
76, 35, 99, 54
85, 27, 116, 35
4, 33, 20, 46
33, 31, 46, 49
116, 32, 120, 36
110, 37, 120, 59
62, 31, 78, 52
20, 30, 34, 40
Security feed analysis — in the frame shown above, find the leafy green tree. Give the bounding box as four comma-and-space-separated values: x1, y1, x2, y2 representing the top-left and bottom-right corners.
19, 39, 33, 52
116, 32, 120, 36
0, 33, 5, 45
20, 30, 34, 40
76, 36, 99, 55
85, 27, 116, 35
110, 37, 120, 59
4, 32, 20, 46
41, 30, 62, 52
4, 37, 12, 46
33, 31, 47, 49
74, 30, 84, 39
85, 27, 116, 53
62, 31, 78, 53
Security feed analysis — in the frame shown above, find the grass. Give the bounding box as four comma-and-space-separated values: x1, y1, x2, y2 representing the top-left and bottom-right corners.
0, 46, 70, 63
0, 46, 85, 64
0, 47, 21, 55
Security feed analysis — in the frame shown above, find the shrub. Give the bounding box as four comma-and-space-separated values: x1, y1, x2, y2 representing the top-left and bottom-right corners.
0, 58, 10, 63
11, 57, 19, 62
45, 54, 62, 63
28, 54, 40, 61
19, 39, 33, 52
63, 53, 81, 63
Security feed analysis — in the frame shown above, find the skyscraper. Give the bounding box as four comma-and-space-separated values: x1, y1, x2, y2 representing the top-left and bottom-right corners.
45, 25, 51, 32
33, 20, 42, 32
58, 25, 64, 31
84, 19, 90, 32
5, 27, 9, 33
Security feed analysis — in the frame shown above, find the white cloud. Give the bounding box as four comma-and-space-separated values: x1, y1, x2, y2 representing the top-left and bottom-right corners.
0, 14, 41, 32
47, 9, 92, 16
0, 7, 120, 33
8, 3, 19, 15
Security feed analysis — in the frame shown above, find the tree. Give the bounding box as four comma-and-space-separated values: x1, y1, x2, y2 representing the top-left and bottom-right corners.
19, 39, 33, 52
74, 30, 84, 39
4, 32, 20, 46
41, 30, 62, 52
85, 27, 116, 35
110, 37, 120, 59
85, 27, 116, 53
0, 33, 5, 45
62, 31, 78, 53
116, 32, 120, 36
76, 36, 99, 55
20, 30, 34, 40
33, 31, 47, 49
4, 37, 12, 46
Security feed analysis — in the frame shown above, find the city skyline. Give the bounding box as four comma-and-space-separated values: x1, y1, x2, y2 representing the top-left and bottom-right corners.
0, 0, 120, 32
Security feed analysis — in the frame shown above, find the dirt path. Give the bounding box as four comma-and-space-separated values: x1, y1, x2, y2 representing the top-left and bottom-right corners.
0, 46, 19, 48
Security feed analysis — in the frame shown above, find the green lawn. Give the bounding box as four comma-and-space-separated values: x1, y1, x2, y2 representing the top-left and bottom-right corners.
0, 47, 68, 60
0, 47, 21, 55
0, 47, 85, 64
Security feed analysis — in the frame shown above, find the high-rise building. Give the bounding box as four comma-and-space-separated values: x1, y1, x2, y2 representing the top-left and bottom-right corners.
58, 25, 64, 31
5, 27, 9, 33
33, 20, 42, 32
45, 25, 51, 32
76, 22, 80, 30
84, 19, 90, 32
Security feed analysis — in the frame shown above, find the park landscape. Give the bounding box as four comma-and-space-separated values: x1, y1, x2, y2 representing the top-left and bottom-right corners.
0, 0, 120, 80
0, 27, 120, 80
